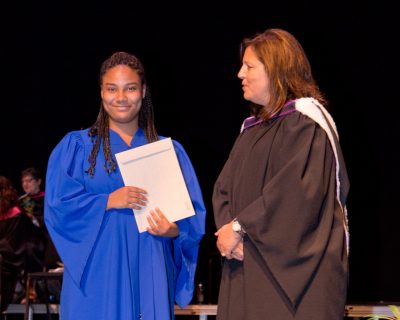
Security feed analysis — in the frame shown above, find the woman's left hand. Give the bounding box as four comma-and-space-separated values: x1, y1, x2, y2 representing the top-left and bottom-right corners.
147, 207, 179, 238
215, 221, 242, 258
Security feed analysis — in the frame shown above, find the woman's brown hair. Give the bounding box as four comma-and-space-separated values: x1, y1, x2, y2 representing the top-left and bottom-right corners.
0, 176, 19, 216
240, 28, 326, 120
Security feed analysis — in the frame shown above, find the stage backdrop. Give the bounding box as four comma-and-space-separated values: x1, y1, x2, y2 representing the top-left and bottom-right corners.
1, 0, 398, 304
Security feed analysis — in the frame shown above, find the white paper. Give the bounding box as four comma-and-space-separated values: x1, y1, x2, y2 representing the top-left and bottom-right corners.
115, 138, 195, 232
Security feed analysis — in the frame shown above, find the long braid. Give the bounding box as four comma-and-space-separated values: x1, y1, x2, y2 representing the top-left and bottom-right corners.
102, 112, 116, 174
87, 52, 158, 177
139, 89, 158, 143
88, 106, 116, 176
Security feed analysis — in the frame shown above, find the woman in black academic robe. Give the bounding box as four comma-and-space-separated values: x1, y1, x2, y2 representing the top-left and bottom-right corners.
213, 29, 349, 320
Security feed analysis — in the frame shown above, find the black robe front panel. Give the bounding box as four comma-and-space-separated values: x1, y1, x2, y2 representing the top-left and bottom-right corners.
213, 110, 349, 320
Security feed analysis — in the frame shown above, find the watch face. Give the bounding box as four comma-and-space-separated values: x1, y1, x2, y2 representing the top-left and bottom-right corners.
232, 221, 241, 232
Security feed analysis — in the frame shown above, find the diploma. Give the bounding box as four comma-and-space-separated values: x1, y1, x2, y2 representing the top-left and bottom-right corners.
115, 138, 195, 232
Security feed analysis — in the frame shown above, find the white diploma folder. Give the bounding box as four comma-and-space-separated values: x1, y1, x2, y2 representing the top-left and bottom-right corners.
115, 138, 195, 233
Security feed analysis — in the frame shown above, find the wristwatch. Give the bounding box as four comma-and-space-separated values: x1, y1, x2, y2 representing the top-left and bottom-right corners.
232, 218, 245, 237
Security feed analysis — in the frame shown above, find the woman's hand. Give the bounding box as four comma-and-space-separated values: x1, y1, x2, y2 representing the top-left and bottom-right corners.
107, 186, 147, 210
147, 207, 179, 238
215, 221, 242, 259
230, 241, 244, 261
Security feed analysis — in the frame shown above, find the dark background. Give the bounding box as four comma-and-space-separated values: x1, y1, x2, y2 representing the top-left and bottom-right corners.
1, 0, 398, 305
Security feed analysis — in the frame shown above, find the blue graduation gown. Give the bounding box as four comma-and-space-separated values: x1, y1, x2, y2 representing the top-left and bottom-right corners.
44, 128, 206, 320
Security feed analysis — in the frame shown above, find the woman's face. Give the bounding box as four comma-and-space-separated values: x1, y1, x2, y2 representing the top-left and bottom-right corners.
238, 46, 271, 107
101, 65, 145, 130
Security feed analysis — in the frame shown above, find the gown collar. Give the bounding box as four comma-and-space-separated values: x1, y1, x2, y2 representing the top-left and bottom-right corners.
109, 127, 147, 148
240, 99, 296, 133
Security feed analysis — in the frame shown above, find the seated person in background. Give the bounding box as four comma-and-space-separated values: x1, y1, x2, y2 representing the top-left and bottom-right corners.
19, 167, 45, 227
0, 176, 46, 309
19, 167, 61, 270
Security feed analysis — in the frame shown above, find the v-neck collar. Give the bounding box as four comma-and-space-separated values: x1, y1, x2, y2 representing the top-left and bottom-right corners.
109, 127, 147, 148
240, 99, 297, 133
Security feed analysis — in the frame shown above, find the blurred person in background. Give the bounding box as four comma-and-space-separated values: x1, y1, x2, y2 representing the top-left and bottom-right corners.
19, 167, 61, 270
0, 175, 46, 309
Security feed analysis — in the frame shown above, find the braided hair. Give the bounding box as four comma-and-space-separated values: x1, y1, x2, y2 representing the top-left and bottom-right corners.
87, 52, 159, 176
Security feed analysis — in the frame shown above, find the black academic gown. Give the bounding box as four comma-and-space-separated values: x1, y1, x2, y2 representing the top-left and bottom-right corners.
0, 212, 46, 310
213, 107, 349, 320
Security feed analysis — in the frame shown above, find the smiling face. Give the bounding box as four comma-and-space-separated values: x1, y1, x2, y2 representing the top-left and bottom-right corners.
238, 46, 271, 107
101, 65, 146, 131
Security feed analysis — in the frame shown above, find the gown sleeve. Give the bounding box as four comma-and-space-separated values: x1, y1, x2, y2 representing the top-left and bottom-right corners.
171, 140, 206, 307
44, 132, 109, 289
213, 137, 241, 229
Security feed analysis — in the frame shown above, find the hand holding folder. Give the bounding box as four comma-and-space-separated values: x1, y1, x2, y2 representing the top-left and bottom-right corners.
115, 138, 195, 233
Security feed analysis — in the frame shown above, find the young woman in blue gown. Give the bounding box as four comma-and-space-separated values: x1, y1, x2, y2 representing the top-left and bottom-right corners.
45, 52, 206, 320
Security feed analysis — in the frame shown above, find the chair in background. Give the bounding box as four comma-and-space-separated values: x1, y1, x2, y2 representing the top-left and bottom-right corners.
24, 271, 63, 320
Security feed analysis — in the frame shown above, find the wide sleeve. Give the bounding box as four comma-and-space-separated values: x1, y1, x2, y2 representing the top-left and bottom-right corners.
44, 132, 109, 289
212, 136, 241, 229
171, 140, 206, 307
237, 115, 340, 309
